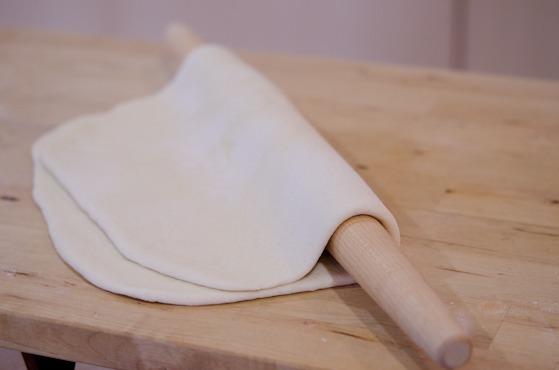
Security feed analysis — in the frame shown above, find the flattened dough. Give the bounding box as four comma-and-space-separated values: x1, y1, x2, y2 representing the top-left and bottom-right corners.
33, 45, 399, 302
33, 162, 354, 305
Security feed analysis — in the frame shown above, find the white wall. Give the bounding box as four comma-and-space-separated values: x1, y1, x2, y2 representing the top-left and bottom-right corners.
0, 0, 558, 80
466, 0, 559, 80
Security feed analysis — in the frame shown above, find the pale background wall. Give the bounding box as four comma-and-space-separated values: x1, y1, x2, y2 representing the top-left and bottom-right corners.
0, 0, 558, 80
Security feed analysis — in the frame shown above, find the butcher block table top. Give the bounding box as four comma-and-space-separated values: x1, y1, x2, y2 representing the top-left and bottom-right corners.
1, 28, 558, 370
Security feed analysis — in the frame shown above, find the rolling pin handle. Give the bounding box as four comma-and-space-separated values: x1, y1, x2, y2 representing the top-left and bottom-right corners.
166, 22, 201, 59
327, 215, 472, 369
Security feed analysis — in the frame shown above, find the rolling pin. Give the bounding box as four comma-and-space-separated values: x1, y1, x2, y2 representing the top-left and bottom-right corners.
167, 23, 472, 369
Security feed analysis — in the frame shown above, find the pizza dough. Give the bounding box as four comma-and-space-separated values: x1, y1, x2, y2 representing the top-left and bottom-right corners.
32, 44, 399, 304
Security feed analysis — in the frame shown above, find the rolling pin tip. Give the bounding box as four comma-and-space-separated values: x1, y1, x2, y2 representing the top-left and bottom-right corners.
165, 22, 201, 58
439, 335, 472, 369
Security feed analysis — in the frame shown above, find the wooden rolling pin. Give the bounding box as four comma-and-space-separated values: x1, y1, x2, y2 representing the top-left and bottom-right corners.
329, 216, 471, 369
167, 23, 471, 369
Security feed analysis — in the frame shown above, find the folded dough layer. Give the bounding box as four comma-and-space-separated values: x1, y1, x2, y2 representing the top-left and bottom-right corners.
33, 45, 399, 298
32, 162, 355, 305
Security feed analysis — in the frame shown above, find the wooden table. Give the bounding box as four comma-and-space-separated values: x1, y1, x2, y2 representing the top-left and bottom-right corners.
1, 28, 558, 370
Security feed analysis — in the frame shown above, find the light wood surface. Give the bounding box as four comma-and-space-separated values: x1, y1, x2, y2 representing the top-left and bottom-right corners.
1, 28, 558, 369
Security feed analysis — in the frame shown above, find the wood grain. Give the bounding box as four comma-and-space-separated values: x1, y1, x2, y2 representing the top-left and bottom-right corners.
1, 27, 559, 369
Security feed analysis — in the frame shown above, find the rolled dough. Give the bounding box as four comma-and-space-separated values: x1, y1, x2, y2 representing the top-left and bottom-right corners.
32, 44, 399, 303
